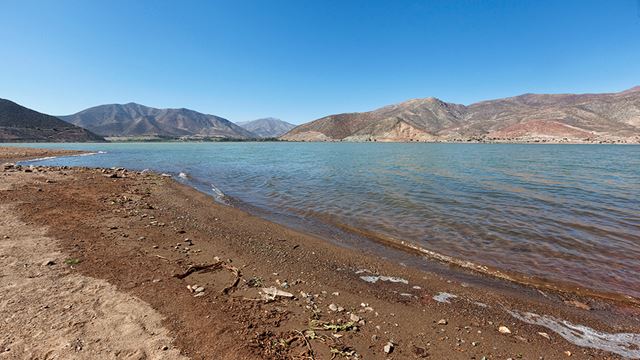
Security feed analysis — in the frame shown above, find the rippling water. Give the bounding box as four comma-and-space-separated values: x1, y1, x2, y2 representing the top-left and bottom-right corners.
17, 142, 640, 299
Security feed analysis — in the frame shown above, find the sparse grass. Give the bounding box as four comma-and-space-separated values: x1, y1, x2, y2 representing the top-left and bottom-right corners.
64, 258, 81, 265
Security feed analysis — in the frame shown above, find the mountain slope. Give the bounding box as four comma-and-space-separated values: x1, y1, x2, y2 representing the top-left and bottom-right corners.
61, 103, 254, 138
282, 87, 640, 142
237, 118, 296, 138
0, 99, 104, 142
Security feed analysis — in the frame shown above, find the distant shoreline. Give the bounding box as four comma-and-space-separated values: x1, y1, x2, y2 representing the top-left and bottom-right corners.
4, 137, 639, 144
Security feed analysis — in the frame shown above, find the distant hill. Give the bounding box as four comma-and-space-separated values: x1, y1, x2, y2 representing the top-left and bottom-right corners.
61, 103, 254, 139
282, 87, 640, 142
0, 99, 104, 142
237, 118, 296, 138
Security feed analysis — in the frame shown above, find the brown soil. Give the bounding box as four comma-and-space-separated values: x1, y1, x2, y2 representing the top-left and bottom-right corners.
1, 148, 639, 359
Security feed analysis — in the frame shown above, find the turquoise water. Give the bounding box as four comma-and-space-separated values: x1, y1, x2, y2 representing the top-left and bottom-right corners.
15, 142, 640, 298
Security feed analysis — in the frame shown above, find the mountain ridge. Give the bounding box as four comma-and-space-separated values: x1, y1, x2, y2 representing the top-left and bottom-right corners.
237, 118, 296, 138
282, 87, 640, 142
61, 103, 254, 139
0, 99, 105, 142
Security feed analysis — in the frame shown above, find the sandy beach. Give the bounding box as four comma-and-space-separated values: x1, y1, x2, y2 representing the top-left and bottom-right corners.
1, 147, 639, 359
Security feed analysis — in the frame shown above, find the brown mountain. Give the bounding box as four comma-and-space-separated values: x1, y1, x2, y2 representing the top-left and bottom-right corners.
282, 87, 640, 142
0, 99, 104, 142
61, 103, 254, 139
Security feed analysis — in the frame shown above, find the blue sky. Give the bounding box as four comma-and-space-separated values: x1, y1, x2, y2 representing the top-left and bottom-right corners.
1, 0, 639, 124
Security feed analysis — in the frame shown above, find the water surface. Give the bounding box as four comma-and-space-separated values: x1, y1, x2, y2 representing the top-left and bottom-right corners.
17, 142, 640, 299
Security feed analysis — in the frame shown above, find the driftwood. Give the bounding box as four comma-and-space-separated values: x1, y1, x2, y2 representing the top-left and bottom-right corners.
173, 262, 223, 279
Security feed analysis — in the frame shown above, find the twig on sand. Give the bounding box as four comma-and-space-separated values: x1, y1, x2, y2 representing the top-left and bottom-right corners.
173, 261, 242, 294
221, 263, 241, 294
154, 254, 170, 261
295, 330, 316, 360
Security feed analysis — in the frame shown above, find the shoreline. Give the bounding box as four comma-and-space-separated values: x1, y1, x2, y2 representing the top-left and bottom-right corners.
2, 147, 640, 358
17, 145, 640, 307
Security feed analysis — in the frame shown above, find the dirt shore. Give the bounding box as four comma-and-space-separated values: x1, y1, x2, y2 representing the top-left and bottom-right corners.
1, 148, 639, 359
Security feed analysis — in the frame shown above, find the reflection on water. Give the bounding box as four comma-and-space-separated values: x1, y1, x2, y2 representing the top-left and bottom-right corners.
19, 142, 640, 299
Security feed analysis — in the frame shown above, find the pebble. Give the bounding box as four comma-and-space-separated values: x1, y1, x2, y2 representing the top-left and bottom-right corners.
437, 319, 448, 325
383, 341, 394, 354
538, 332, 550, 340
498, 326, 511, 334
42, 260, 55, 266
564, 350, 572, 356
350, 313, 361, 322
328, 303, 338, 311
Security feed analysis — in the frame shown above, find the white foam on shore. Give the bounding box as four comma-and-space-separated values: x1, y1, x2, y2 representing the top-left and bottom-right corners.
178, 172, 188, 179
210, 184, 229, 204
359, 275, 409, 285
20, 151, 105, 163
433, 292, 458, 303
508, 310, 640, 358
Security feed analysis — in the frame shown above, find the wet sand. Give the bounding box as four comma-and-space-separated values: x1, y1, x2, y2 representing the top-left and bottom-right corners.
1, 147, 639, 359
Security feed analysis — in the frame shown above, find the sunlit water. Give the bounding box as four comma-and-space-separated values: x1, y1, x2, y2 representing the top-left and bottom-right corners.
15, 142, 640, 299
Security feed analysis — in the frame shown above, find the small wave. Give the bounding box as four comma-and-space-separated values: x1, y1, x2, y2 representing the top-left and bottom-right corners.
178, 172, 189, 179
508, 309, 640, 358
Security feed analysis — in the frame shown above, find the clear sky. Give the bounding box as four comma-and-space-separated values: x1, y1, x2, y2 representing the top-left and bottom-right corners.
1, 0, 639, 124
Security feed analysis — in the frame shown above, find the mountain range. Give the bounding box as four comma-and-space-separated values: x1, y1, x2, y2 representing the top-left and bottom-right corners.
60, 103, 254, 139
236, 118, 296, 138
282, 87, 640, 142
0, 99, 104, 142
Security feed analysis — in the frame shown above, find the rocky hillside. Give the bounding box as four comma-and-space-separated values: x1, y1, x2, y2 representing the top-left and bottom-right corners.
0, 99, 104, 142
282, 87, 640, 142
61, 103, 254, 139
237, 118, 296, 138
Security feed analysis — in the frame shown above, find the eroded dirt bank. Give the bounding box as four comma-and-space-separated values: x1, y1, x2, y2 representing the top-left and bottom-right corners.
1, 149, 639, 359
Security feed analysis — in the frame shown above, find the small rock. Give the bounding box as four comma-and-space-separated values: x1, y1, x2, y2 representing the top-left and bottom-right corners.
437, 319, 447, 325
564, 300, 591, 311
194, 286, 205, 293
538, 332, 550, 340
472, 341, 479, 346
564, 350, 572, 356
161, 345, 169, 351
328, 303, 338, 312
194, 292, 205, 297
383, 341, 394, 354
42, 260, 55, 266
350, 313, 361, 322
498, 325, 511, 334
